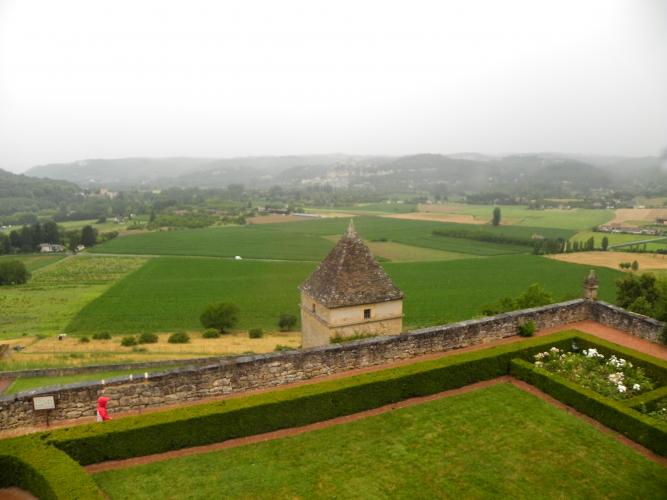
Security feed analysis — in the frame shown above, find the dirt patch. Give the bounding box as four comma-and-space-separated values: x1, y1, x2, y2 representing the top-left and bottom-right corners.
547, 251, 667, 271
0, 488, 37, 500
0, 379, 12, 394
610, 208, 667, 225
384, 212, 487, 224
246, 215, 311, 225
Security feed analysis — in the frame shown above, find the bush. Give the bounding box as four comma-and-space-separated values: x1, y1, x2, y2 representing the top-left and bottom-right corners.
0, 437, 103, 499
92, 332, 111, 340
277, 313, 297, 331
138, 332, 158, 344
120, 336, 137, 347
168, 332, 190, 344
0, 260, 30, 285
200, 303, 240, 333
202, 329, 220, 339
661, 324, 667, 346
248, 328, 264, 339
79, 336, 90, 343
517, 321, 535, 337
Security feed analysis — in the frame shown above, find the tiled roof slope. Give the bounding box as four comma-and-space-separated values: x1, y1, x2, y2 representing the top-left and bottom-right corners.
299, 220, 404, 308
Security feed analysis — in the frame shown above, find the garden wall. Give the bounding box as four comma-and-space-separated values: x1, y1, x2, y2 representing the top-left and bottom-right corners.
0, 299, 591, 430
590, 301, 663, 343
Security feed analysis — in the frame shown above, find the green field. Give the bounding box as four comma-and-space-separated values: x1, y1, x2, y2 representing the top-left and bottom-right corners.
66, 255, 621, 334
2, 365, 180, 395
90, 216, 574, 260
93, 383, 667, 499
0, 253, 66, 271
425, 204, 614, 230
0, 255, 147, 339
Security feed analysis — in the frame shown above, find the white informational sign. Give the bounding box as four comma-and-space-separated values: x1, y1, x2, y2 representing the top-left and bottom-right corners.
33, 395, 55, 411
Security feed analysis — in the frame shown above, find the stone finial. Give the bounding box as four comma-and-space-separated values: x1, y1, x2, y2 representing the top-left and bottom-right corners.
347, 219, 356, 236
583, 270, 599, 300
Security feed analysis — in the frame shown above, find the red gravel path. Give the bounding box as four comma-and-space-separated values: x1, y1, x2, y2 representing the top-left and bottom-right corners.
0, 487, 37, 500
0, 379, 12, 395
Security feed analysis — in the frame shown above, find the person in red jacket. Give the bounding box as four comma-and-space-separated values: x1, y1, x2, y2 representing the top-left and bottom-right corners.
96, 396, 111, 422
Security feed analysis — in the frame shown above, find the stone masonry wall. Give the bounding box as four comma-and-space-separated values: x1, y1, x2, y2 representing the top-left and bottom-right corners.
0, 299, 592, 431
591, 301, 663, 343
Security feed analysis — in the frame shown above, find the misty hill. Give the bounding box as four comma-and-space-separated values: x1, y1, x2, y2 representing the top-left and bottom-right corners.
25, 155, 354, 188
21, 153, 666, 196
0, 169, 81, 217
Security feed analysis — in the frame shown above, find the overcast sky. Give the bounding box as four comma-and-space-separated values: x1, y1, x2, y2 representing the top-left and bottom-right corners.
0, 0, 665, 172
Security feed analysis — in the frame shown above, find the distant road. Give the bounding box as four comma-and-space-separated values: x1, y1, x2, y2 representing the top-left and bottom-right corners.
608, 237, 667, 249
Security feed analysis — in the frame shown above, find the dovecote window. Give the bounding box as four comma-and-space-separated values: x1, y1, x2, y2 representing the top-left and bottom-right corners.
364, 308, 371, 319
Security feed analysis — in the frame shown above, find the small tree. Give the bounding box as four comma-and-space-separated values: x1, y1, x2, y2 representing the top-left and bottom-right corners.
601, 236, 609, 251
200, 303, 240, 333
81, 225, 98, 247
278, 313, 297, 331
492, 207, 501, 226
0, 260, 31, 285
631, 260, 639, 272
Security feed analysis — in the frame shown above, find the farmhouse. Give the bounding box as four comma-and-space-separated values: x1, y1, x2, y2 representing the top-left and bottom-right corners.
299, 220, 404, 348
38, 242, 66, 253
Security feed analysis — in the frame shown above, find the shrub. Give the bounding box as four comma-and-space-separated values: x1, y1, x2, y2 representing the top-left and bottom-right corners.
661, 324, 667, 346
248, 328, 264, 339
200, 303, 240, 333
202, 328, 220, 339
518, 321, 535, 337
0, 260, 30, 285
79, 336, 90, 343
168, 332, 190, 344
138, 332, 158, 344
274, 344, 293, 352
120, 336, 137, 347
0, 436, 103, 499
92, 332, 111, 340
277, 313, 297, 331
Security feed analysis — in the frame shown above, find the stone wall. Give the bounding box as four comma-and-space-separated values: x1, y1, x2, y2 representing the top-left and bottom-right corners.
0, 299, 591, 431
591, 301, 664, 343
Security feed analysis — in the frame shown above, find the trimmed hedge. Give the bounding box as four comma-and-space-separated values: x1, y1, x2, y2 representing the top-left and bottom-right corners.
44, 333, 576, 465
624, 385, 667, 411
0, 437, 102, 499
510, 359, 667, 457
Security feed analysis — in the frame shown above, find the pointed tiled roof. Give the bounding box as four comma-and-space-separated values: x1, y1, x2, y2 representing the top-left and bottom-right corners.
299, 220, 404, 308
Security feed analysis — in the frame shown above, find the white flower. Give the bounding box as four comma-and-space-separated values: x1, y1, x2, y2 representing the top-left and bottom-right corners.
617, 384, 627, 393
535, 361, 543, 367
632, 383, 641, 391
608, 372, 624, 384
550, 347, 560, 353
584, 348, 603, 359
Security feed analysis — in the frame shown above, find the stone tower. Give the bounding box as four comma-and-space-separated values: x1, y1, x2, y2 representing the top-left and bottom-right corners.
299, 220, 404, 348
583, 270, 599, 300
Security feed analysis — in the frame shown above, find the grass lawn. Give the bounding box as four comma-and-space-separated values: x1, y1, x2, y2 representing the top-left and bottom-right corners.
93, 383, 667, 499
90, 216, 573, 260
65, 255, 622, 334
0, 255, 147, 340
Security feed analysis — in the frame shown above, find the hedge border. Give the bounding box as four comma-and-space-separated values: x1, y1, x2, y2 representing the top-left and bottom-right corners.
0, 437, 102, 500
510, 358, 667, 456
624, 385, 667, 410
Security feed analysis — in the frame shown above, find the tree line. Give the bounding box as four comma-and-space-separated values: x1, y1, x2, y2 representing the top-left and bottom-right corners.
0, 221, 108, 254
